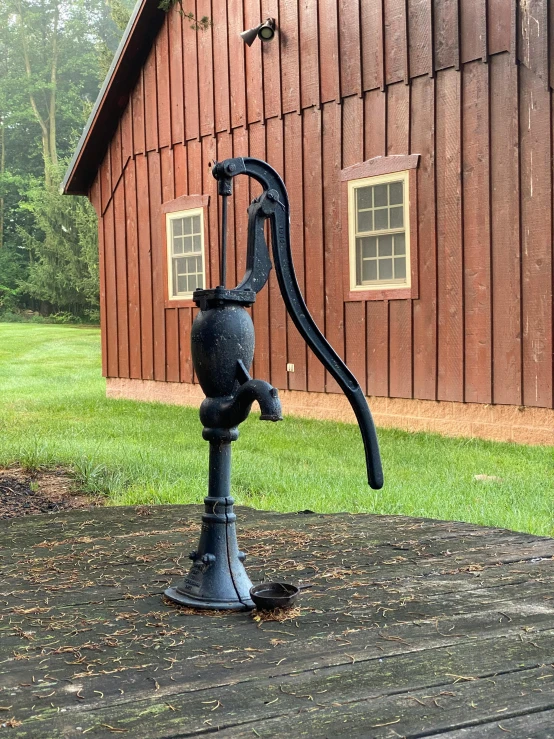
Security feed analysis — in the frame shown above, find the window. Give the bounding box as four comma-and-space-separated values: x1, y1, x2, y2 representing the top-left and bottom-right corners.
349, 171, 410, 291
166, 208, 205, 300
341, 155, 419, 301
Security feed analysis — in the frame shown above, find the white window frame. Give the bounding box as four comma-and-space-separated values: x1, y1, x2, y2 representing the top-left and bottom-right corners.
347, 170, 411, 293
166, 207, 206, 300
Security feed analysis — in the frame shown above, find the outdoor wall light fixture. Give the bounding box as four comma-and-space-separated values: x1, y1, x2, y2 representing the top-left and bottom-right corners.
240, 18, 276, 46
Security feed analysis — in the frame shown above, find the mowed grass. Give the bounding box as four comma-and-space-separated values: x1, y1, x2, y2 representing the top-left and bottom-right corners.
0, 323, 552, 535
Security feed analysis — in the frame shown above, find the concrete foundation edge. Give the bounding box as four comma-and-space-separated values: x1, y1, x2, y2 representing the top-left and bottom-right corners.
106, 378, 554, 446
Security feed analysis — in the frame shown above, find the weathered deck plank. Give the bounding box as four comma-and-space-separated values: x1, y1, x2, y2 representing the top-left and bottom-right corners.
0, 506, 552, 737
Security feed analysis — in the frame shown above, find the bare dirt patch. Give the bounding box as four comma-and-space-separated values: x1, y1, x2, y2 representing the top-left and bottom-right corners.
0, 467, 103, 520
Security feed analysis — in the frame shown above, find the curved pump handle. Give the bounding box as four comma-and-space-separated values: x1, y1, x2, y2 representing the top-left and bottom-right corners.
212, 158, 384, 490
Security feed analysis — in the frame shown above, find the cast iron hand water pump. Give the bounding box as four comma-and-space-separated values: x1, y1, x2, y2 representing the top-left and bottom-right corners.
165, 157, 383, 610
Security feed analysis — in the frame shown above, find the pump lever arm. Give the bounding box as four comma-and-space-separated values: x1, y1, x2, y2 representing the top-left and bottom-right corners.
213, 157, 384, 490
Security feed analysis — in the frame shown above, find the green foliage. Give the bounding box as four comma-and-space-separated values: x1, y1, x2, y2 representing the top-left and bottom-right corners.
0, 0, 134, 318
0, 245, 27, 310
1, 324, 553, 537
158, 0, 212, 30
17, 164, 99, 318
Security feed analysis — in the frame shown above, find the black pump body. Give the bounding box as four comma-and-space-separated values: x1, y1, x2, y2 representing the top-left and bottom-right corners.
165, 157, 383, 611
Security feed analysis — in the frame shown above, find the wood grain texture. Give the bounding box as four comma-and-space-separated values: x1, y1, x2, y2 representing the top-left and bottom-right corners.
168, 4, 184, 144
103, 200, 118, 378
280, 0, 301, 114
284, 112, 307, 390
156, 23, 171, 149
319, 0, 341, 102
342, 96, 366, 394
3, 506, 553, 737
228, 0, 247, 128
299, 0, 319, 109
436, 68, 463, 402
124, 160, 142, 380
322, 102, 344, 393
462, 62, 491, 404
361, 0, 385, 91
131, 71, 146, 156
385, 0, 407, 85
339, 0, 362, 96
144, 48, 158, 152
110, 123, 123, 193
488, 0, 512, 55
178, 307, 193, 382
135, 154, 154, 380
183, 10, 199, 140
519, 63, 552, 408
197, 0, 215, 136
265, 117, 288, 390
302, 107, 325, 392
121, 104, 133, 169
387, 82, 413, 400
518, 0, 549, 85
212, 0, 231, 132
410, 75, 437, 401
363, 88, 389, 397
261, 0, 282, 118
90, 177, 108, 377
433, 0, 460, 70
147, 151, 166, 381
490, 52, 521, 405
408, 0, 433, 78
90, 2, 554, 414
460, 0, 486, 63
244, 0, 263, 124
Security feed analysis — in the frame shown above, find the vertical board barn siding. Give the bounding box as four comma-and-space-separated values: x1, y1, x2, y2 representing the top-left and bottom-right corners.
96, 1, 554, 412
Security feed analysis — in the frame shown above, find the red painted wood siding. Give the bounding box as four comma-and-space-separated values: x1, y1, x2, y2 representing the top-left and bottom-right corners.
92, 0, 554, 410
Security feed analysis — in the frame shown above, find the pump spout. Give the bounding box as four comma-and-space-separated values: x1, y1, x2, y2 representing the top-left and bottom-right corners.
199, 380, 282, 430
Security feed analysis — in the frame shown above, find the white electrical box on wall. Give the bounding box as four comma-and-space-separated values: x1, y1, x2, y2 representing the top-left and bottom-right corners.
286, 363, 295, 372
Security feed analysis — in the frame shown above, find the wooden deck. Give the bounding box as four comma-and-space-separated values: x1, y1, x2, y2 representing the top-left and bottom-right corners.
1, 505, 553, 737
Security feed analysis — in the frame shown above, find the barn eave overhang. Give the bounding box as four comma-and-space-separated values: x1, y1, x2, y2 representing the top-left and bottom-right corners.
62, 0, 165, 196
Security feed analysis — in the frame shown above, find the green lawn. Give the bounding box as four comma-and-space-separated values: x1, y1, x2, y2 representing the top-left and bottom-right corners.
0, 323, 552, 535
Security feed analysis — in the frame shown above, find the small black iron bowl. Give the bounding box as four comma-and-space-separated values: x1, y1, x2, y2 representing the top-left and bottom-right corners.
249, 582, 311, 611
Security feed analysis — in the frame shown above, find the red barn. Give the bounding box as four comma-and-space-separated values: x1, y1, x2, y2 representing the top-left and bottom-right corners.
64, 0, 554, 445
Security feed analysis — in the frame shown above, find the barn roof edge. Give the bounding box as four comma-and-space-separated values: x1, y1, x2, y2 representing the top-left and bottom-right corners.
62, 0, 164, 196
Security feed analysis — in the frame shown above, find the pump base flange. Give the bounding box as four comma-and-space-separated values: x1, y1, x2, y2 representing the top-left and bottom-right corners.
164, 586, 254, 611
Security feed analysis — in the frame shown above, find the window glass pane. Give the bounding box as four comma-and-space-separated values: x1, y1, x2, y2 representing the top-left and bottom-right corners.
183, 217, 192, 235
198, 272, 204, 289
173, 218, 183, 237
187, 274, 197, 293
193, 235, 202, 252
394, 233, 406, 255
356, 186, 372, 210
362, 260, 377, 282
374, 184, 388, 207
182, 235, 193, 253
357, 237, 376, 263
379, 258, 393, 280
174, 257, 186, 275
192, 215, 201, 234
177, 275, 187, 294
379, 235, 393, 256
394, 257, 406, 280
390, 206, 403, 228
173, 237, 184, 255
357, 210, 373, 233
374, 208, 388, 230
389, 181, 403, 205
